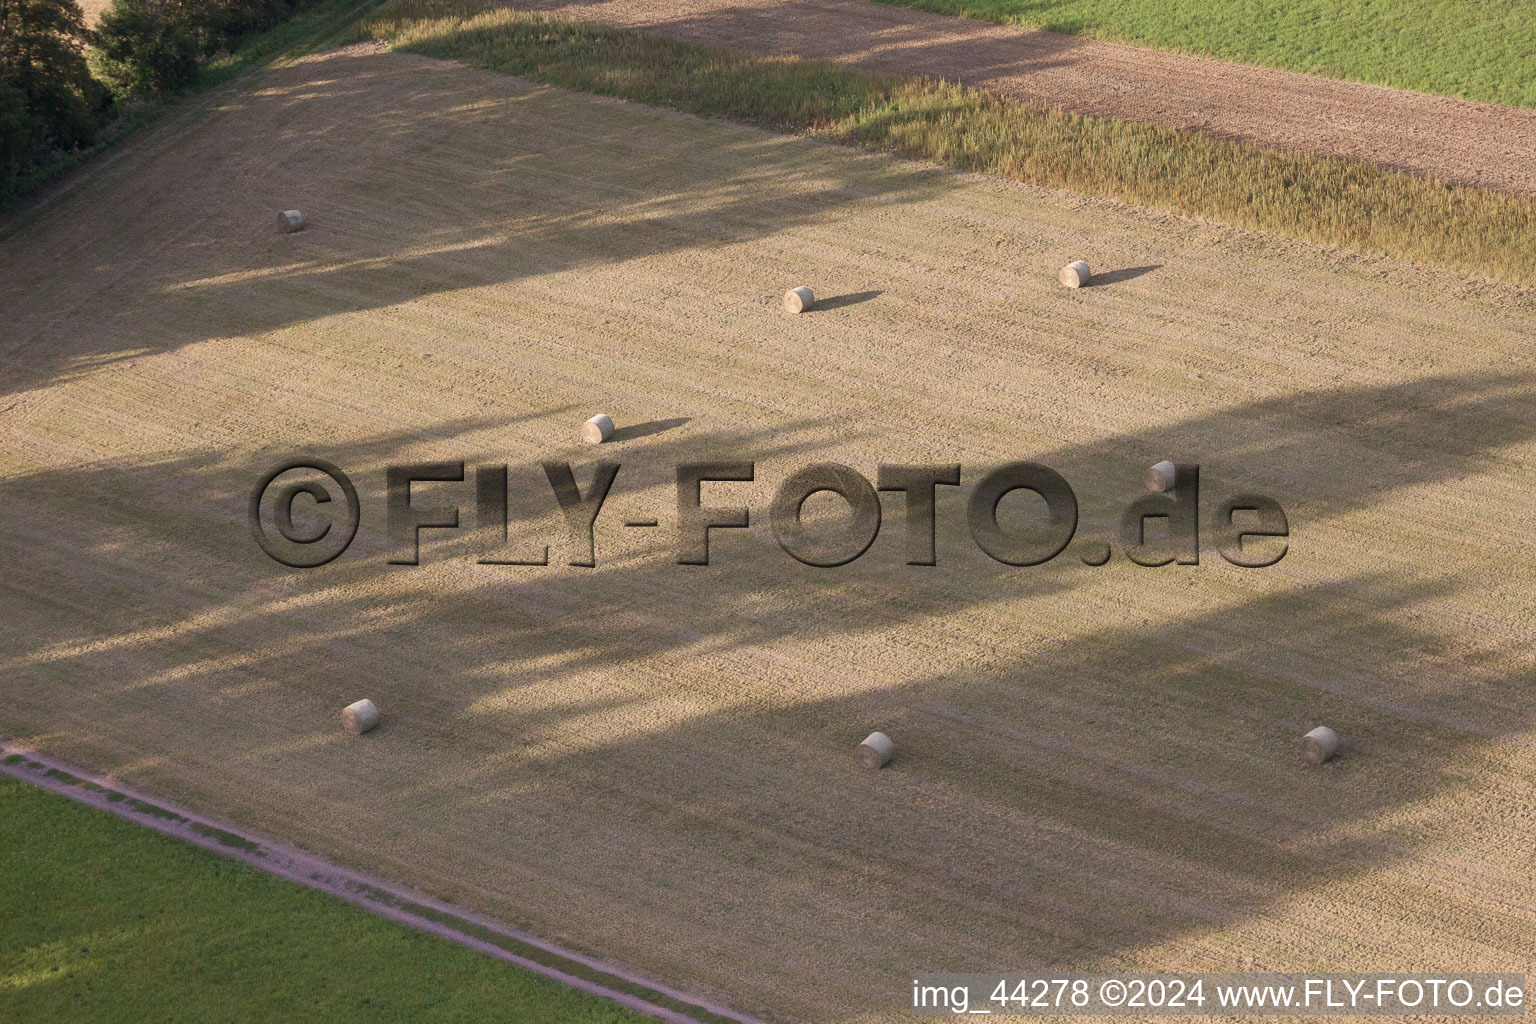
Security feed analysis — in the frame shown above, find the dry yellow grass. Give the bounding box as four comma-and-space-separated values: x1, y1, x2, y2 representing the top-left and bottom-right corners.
3, 46, 1536, 1022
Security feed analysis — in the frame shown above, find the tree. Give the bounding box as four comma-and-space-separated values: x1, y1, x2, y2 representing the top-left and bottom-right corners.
95, 0, 202, 97
0, 0, 108, 198
0, 79, 41, 196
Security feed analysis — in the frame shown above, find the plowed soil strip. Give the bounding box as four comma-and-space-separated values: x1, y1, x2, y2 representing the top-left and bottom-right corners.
0, 745, 764, 1024
501, 0, 1536, 196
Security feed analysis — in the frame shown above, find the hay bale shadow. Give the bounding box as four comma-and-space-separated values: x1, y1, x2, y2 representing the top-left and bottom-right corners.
1086, 264, 1161, 287
609, 417, 692, 442
812, 289, 883, 311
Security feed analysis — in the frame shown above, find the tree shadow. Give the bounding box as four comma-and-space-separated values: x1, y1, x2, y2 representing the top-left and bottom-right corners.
3, 370, 1535, 1017
0, 45, 950, 400
554, 0, 1095, 83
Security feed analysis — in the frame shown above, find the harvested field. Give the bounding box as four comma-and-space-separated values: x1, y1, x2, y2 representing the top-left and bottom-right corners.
493, 0, 1536, 198
3, 44, 1536, 1024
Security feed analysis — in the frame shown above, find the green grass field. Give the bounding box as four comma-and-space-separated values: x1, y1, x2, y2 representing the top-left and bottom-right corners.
874, 0, 1536, 108
0, 778, 648, 1023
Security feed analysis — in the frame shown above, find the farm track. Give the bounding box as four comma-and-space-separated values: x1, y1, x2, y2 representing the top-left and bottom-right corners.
3, 46, 1535, 1022
500, 0, 1536, 196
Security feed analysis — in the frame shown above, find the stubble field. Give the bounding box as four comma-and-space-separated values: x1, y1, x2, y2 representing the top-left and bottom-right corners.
3, 44, 1535, 1022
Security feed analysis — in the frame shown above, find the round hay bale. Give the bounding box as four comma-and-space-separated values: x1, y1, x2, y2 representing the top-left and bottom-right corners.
278, 210, 305, 234
341, 698, 380, 735
582, 413, 614, 445
1301, 725, 1339, 764
783, 286, 815, 314
1144, 459, 1177, 492
857, 731, 894, 771
1058, 260, 1091, 288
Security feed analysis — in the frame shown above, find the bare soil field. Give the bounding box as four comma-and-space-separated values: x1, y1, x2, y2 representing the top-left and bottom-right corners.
3, 47, 1536, 1022
499, 0, 1536, 197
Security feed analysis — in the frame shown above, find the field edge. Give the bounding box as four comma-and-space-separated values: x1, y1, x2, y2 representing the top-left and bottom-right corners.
0, 742, 768, 1024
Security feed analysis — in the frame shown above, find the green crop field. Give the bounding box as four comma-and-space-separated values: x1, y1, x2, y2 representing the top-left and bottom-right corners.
875, 0, 1536, 108
0, 779, 647, 1024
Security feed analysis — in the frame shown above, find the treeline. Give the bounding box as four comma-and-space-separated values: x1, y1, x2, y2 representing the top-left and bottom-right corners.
1, 0, 313, 204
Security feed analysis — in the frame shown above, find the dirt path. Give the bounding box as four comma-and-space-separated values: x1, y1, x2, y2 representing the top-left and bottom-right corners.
506, 0, 1536, 196
0, 744, 764, 1024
